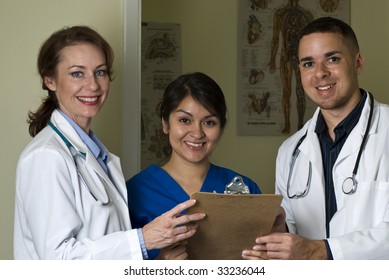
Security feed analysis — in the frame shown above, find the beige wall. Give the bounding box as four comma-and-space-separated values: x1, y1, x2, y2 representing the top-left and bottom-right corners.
1, 0, 388, 260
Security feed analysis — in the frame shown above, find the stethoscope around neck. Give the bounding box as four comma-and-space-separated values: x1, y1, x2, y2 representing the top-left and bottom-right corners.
286, 92, 374, 199
48, 120, 110, 205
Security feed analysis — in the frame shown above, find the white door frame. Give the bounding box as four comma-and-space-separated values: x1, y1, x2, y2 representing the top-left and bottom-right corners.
122, 0, 141, 179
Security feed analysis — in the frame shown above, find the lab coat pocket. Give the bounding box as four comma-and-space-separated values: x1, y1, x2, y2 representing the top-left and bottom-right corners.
343, 180, 389, 231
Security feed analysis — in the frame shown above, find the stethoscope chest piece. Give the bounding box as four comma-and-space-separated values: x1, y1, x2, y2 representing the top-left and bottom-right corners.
342, 176, 357, 195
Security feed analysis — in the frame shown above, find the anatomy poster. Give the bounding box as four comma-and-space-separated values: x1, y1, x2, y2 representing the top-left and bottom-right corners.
141, 22, 181, 168
237, 0, 349, 135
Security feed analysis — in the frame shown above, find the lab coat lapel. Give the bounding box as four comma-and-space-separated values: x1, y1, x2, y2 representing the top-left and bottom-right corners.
84, 153, 125, 201
106, 154, 128, 203
299, 108, 323, 170
336, 93, 377, 163
51, 110, 128, 203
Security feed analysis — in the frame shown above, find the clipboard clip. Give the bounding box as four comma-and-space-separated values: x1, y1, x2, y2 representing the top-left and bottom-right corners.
224, 176, 250, 194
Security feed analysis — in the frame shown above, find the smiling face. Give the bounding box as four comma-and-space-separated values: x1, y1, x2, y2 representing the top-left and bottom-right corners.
298, 32, 364, 119
44, 43, 110, 132
162, 95, 221, 166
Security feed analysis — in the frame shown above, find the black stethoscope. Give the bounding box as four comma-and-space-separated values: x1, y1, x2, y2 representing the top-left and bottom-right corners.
287, 92, 374, 199
48, 120, 110, 205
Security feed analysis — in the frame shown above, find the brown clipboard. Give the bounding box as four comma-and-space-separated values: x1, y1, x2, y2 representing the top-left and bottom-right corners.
186, 192, 282, 260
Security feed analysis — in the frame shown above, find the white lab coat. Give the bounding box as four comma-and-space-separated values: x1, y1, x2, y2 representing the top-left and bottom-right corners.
14, 110, 143, 259
276, 91, 389, 259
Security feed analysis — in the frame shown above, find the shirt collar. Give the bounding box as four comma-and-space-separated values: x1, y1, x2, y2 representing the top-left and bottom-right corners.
58, 110, 108, 163
315, 89, 367, 140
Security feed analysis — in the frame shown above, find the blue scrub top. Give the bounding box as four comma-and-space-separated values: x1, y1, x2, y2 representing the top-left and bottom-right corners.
126, 163, 261, 259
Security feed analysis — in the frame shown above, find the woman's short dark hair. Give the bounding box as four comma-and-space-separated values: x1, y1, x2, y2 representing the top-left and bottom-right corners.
28, 25, 114, 137
159, 72, 227, 130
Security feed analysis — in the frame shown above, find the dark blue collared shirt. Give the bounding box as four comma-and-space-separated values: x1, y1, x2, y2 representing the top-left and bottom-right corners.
315, 89, 367, 258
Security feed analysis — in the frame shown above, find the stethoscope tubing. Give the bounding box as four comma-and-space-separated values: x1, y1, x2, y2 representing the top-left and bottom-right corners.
287, 92, 374, 198
48, 120, 110, 205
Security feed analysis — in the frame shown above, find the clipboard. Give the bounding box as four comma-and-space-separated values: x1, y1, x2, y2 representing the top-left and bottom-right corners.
186, 192, 282, 260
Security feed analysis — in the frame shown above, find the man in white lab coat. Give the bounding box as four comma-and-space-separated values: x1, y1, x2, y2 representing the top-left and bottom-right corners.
242, 17, 389, 259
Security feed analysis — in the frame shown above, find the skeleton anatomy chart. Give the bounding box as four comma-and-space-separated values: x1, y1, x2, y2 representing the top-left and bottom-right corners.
237, 0, 349, 135
141, 22, 181, 168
